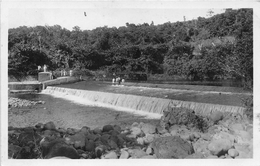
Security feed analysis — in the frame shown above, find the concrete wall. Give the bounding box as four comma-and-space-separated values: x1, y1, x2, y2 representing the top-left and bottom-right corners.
43, 86, 246, 117
8, 82, 42, 92
42, 77, 81, 89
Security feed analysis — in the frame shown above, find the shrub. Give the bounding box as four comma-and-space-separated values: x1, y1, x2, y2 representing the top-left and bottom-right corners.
160, 107, 210, 132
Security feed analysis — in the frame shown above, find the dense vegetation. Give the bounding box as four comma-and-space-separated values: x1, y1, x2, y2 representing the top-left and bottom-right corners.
8, 9, 253, 89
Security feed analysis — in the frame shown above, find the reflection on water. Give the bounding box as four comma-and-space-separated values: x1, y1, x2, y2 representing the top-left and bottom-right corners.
135, 79, 243, 87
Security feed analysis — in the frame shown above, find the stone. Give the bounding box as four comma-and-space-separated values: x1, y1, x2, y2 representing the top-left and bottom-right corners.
57, 128, 67, 134
80, 126, 90, 135
208, 139, 233, 156
95, 145, 107, 158
119, 150, 129, 159
8, 144, 22, 158
141, 123, 157, 134
44, 121, 56, 130
68, 132, 86, 149
108, 139, 118, 149
228, 148, 239, 158
143, 134, 155, 144
109, 130, 120, 136
146, 147, 153, 155
85, 139, 96, 152
137, 137, 145, 145
151, 136, 194, 159
234, 144, 252, 158
131, 122, 139, 128
35, 123, 44, 129
235, 130, 252, 144
67, 128, 76, 135
212, 131, 236, 144
40, 137, 80, 159
229, 123, 245, 132
100, 134, 111, 144
156, 126, 168, 134
113, 125, 122, 132
43, 130, 58, 138
131, 127, 143, 137
209, 111, 223, 124
18, 131, 42, 146
193, 132, 201, 139
179, 133, 191, 141
201, 133, 212, 141
93, 128, 102, 134
170, 130, 178, 136
77, 149, 85, 154
103, 125, 114, 133
192, 139, 210, 154
129, 149, 147, 158
103, 151, 118, 159
86, 134, 99, 141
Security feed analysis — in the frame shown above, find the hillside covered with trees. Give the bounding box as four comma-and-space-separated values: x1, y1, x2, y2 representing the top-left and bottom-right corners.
8, 8, 253, 88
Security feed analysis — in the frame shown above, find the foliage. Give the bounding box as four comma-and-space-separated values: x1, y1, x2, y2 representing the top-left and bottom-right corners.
8, 9, 253, 88
160, 107, 210, 132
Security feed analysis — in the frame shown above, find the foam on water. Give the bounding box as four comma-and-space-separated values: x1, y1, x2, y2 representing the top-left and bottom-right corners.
42, 89, 162, 119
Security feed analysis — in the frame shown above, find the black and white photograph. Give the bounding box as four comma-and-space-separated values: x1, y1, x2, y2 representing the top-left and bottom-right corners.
1, 0, 260, 166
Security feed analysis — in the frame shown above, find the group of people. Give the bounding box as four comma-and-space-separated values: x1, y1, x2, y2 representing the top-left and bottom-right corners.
112, 74, 125, 86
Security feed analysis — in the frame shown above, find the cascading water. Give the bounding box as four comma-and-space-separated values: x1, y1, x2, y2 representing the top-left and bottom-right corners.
42, 86, 246, 118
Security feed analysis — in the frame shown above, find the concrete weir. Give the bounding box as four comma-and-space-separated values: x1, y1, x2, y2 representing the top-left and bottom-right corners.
42, 86, 246, 117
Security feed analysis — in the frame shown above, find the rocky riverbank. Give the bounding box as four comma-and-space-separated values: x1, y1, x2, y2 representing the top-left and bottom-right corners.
8, 97, 45, 108
8, 110, 253, 159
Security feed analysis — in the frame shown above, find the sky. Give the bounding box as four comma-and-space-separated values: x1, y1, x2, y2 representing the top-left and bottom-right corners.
8, 8, 225, 31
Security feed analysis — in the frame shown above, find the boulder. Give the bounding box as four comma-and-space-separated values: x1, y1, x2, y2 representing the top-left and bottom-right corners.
85, 139, 96, 152
228, 148, 239, 158
44, 121, 56, 130
85, 133, 99, 141
107, 139, 118, 149
18, 131, 42, 146
93, 128, 102, 134
8, 144, 22, 158
146, 147, 153, 155
102, 151, 118, 159
129, 149, 147, 158
137, 137, 145, 145
208, 139, 233, 156
95, 145, 107, 158
119, 150, 129, 159
141, 123, 157, 134
151, 136, 194, 159
102, 125, 114, 133
143, 134, 155, 144
209, 111, 223, 124
67, 132, 86, 149
235, 130, 252, 144
212, 131, 236, 143
113, 125, 122, 132
229, 123, 245, 132
80, 126, 90, 135
40, 137, 80, 159
131, 127, 143, 137
67, 128, 76, 135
